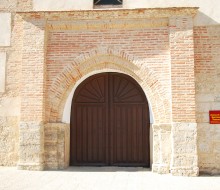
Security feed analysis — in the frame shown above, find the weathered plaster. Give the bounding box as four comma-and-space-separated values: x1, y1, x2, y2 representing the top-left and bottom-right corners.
124, 0, 219, 25
0, 97, 20, 116
0, 13, 11, 46
31, 0, 219, 26
33, 0, 93, 11
0, 52, 6, 93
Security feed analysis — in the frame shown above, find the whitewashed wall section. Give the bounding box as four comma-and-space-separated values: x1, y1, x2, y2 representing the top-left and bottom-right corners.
0, 13, 10, 92
33, 0, 220, 26
0, 52, 6, 93
33, 0, 93, 11
0, 13, 11, 46
124, 0, 220, 26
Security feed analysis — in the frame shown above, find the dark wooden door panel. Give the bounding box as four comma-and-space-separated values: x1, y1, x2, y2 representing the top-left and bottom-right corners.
111, 74, 145, 103
72, 105, 107, 165
111, 104, 148, 166
75, 75, 106, 103
70, 73, 150, 167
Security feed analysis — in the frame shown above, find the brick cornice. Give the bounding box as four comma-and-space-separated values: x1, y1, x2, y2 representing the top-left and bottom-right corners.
17, 7, 198, 21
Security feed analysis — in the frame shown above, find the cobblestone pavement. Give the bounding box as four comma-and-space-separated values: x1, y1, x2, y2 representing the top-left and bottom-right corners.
0, 167, 219, 190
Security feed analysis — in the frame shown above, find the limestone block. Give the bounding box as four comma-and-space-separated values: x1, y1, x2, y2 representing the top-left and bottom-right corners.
0, 52, 6, 92
215, 154, 220, 164
198, 130, 214, 141
19, 130, 42, 145
211, 102, 220, 110
44, 142, 57, 152
196, 94, 214, 102
196, 113, 209, 123
152, 125, 160, 164
171, 166, 199, 177
152, 164, 159, 173
197, 123, 215, 133
214, 95, 220, 102
199, 154, 215, 168
171, 123, 199, 176
172, 122, 197, 131
173, 143, 197, 154
44, 123, 70, 169
214, 132, 220, 142
196, 82, 216, 94
45, 152, 58, 163
152, 124, 171, 174
19, 145, 44, 163
173, 154, 198, 168
198, 151, 220, 175
196, 102, 211, 113
18, 122, 44, 170
0, 13, 11, 46
17, 163, 44, 171
44, 130, 58, 142
157, 164, 170, 174
44, 162, 59, 170
0, 116, 19, 166
198, 141, 213, 154
160, 132, 171, 163
214, 143, 220, 153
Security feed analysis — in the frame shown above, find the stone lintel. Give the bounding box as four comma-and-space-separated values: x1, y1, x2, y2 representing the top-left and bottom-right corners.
17, 7, 198, 21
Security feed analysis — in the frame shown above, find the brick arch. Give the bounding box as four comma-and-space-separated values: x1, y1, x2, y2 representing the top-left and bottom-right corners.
47, 48, 171, 123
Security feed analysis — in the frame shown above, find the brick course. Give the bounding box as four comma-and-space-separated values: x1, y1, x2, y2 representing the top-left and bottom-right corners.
46, 22, 171, 123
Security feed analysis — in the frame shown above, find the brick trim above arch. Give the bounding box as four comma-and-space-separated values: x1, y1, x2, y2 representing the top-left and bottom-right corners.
46, 48, 172, 124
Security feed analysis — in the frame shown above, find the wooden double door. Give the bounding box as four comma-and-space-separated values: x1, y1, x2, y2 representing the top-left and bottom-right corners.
70, 73, 150, 167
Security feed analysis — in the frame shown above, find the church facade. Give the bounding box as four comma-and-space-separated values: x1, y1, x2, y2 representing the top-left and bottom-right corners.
0, 0, 220, 176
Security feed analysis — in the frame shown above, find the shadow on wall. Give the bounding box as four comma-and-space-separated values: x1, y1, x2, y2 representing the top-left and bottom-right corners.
194, 11, 219, 26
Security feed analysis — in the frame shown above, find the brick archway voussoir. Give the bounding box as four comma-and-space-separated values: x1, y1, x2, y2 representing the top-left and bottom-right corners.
47, 49, 170, 123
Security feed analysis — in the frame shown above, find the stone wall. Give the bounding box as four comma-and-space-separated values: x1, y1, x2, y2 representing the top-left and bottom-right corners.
194, 25, 220, 174
44, 123, 70, 169
0, 117, 19, 165
18, 122, 44, 170
152, 124, 171, 174
0, 13, 23, 166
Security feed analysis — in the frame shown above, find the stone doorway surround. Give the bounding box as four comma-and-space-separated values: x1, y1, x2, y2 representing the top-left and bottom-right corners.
17, 7, 199, 176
